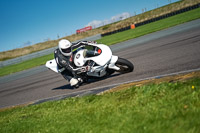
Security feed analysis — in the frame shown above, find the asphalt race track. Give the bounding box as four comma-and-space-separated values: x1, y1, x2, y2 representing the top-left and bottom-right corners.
0, 19, 200, 108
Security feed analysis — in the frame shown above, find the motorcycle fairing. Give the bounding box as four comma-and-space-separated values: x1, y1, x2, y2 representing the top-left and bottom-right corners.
80, 44, 112, 66
87, 64, 108, 77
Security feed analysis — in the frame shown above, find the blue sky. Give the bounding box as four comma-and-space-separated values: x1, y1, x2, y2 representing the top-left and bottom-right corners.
0, 0, 179, 52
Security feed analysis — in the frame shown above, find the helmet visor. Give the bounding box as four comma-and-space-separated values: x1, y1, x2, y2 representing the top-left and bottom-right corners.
61, 47, 71, 54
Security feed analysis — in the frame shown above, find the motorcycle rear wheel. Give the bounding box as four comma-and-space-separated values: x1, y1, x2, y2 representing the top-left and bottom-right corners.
116, 58, 134, 73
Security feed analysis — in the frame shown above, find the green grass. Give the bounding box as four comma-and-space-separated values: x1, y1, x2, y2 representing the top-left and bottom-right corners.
1, 8, 200, 77
0, 54, 53, 77
1, 77, 200, 133
96, 7, 200, 45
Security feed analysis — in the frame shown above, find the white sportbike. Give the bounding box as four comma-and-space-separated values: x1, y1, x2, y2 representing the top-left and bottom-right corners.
46, 42, 134, 87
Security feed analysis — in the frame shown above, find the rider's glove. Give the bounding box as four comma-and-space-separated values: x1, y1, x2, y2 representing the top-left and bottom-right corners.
88, 41, 96, 44
70, 78, 83, 87
70, 78, 79, 86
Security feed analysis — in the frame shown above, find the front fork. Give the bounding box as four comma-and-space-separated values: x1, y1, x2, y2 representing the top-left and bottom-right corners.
108, 55, 120, 71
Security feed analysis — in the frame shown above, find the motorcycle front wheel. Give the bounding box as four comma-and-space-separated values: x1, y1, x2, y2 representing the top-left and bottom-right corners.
116, 57, 134, 73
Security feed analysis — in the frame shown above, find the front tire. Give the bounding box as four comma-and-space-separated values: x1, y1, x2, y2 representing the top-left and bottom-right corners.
116, 58, 134, 73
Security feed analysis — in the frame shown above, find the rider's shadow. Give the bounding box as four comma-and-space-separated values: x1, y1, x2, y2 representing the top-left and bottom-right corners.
52, 84, 73, 90
52, 73, 121, 90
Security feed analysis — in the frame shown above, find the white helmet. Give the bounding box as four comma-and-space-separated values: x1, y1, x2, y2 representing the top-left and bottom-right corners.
58, 39, 72, 56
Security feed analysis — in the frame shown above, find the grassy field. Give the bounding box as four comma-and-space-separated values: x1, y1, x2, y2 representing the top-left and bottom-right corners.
0, 75, 200, 133
0, 54, 53, 77
96, 7, 200, 45
0, 7, 200, 77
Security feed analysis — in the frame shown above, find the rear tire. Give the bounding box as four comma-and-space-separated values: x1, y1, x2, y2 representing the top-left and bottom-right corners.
115, 58, 134, 73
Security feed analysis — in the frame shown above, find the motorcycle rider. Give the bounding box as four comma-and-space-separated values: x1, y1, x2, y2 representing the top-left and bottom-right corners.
54, 39, 91, 88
